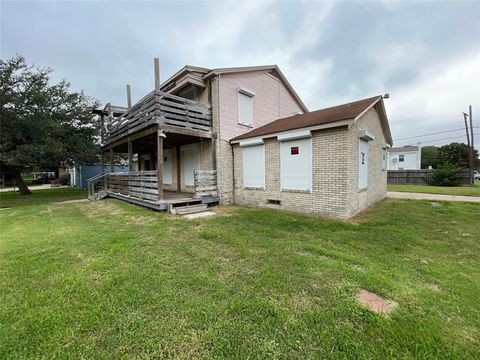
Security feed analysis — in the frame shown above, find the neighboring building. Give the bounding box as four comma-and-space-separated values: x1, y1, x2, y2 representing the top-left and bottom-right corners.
89, 61, 392, 219
387, 145, 421, 170
68, 165, 128, 189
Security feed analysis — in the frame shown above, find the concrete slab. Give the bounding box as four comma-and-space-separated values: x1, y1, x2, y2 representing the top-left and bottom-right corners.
356, 289, 397, 314
387, 191, 480, 203
53, 199, 89, 205
183, 211, 216, 219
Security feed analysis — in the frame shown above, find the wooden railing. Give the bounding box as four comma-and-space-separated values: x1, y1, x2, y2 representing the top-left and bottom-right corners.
103, 90, 212, 145
107, 171, 159, 201
194, 170, 218, 198
88, 171, 159, 202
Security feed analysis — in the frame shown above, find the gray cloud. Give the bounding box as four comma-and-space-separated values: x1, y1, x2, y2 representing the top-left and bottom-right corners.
2, 0, 479, 148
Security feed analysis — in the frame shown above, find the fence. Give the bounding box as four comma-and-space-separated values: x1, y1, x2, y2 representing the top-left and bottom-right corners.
387, 169, 473, 185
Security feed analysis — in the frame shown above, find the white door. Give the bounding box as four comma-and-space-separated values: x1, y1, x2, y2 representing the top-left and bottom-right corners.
358, 139, 368, 189
163, 149, 172, 185
181, 143, 200, 187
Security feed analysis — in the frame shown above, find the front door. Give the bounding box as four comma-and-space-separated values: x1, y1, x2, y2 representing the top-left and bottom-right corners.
163, 149, 172, 185
181, 143, 200, 188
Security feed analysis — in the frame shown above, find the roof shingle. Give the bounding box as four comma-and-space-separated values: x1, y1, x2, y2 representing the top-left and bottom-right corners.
232, 95, 382, 141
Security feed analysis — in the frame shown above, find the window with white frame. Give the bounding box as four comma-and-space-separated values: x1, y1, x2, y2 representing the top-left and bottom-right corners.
241, 143, 265, 188
238, 87, 254, 126
280, 133, 312, 191
381, 149, 387, 171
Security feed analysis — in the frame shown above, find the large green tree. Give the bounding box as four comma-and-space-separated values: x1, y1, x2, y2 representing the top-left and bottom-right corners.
421, 145, 438, 169
437, 142, 478, 169
0, 55, 100, 194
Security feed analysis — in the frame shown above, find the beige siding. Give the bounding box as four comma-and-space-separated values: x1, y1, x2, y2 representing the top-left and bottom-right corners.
218, 71, 304, 140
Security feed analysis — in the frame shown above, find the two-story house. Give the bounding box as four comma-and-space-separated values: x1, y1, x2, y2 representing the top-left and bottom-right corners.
89, 59, 392, 219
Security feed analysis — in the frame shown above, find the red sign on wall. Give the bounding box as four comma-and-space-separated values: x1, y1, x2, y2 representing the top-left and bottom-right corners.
291, 146, 299, 155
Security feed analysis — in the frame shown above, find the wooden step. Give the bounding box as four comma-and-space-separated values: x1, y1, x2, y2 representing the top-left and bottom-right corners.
171, 203, 208, 215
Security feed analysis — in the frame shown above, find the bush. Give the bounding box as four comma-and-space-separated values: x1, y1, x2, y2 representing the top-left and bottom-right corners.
428, 167, 461, 186
59, 174, 70, 186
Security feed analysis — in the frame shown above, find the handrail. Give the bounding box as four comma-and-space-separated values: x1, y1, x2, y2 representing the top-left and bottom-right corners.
87, 172, 107, 183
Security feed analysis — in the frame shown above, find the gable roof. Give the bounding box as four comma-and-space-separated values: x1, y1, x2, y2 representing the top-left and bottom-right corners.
204, 65, 308, 113
160, 64, 308, 113
231, 96, 393, 145
388, 146, 419, 153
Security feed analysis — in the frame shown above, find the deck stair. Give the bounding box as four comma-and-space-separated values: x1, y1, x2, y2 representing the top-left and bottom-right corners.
170, 203, 208, 215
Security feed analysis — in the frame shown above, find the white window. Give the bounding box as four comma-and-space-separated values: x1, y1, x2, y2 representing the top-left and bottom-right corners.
238, 88, 254, 126
358, 139, 369, 190
280, 137, 312, 191
242, 144, 265, 188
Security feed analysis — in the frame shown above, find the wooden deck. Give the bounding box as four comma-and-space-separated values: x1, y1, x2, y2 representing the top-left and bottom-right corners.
87, 170, 219, 211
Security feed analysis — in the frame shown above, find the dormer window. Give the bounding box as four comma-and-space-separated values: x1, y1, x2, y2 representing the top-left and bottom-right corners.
238, 87, 254, 126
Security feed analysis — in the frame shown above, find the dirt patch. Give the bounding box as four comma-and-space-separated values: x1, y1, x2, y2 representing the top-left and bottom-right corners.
356, 289, 397, 314
426, 284, 441, 292
430, 202, 442, 207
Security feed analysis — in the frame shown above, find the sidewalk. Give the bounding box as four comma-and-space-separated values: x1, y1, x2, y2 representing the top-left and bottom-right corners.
0, 184, 67, 193
387, 191, 480, 203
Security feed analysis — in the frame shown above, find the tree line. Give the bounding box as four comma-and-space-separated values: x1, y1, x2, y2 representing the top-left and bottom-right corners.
421, 143, 479, 170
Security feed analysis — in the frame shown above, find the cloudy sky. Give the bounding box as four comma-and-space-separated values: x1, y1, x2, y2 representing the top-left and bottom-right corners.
2, 0, 479, 148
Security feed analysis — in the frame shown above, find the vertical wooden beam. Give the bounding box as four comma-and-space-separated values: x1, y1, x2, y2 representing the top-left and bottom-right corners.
154, 58, 160, 91
157, 129, 164, 200
176, 145, 181, 192
109, 147, 114, 173
126, 84, 132, 110
100, 151, 104, 172
128, 139, 133, 171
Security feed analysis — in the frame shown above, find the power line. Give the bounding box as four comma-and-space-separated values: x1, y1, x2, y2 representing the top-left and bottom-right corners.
412, 134, 480, 145
394, 126, 480, 141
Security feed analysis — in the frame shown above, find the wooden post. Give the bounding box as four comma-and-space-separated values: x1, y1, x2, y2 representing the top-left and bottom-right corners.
157, 129, 164, 200
176, 145, 181, 192
100, 151, 104, 173
110, 148, 114, 173
107, 103, 113, 122
154, 58, 160, 91
126, 84, 132, 110
128, 139, 133, 171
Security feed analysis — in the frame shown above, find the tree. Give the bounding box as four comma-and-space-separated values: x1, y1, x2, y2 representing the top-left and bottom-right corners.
437, 142, 478, 169
0, 55, 100, 194
421, 145, 438, 169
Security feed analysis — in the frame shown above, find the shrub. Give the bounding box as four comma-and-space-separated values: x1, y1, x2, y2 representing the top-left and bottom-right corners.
59, 174, 70, 186
428, 167, 461, 186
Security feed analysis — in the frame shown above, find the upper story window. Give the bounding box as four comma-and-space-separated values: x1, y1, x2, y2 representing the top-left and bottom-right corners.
399, 154, 405, 162
238, 87, 255, 126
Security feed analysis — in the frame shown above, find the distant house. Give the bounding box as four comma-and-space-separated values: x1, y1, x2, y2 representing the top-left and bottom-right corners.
89, 61, 393, 219
387, 145, 421, 170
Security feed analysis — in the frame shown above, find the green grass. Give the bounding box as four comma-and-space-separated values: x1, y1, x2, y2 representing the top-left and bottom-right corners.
0, 188, 87, 208
1, 193, 479, 358
388, 182, 480, 197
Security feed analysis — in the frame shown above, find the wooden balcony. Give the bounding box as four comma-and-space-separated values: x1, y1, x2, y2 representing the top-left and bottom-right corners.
102, 90, 213, 147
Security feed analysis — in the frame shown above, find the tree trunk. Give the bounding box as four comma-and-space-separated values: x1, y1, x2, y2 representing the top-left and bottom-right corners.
13, 171, 31, 195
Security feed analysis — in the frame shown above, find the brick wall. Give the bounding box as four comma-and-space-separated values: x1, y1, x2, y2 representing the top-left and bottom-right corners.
232, 107, 388, 219
344, 107, 388, 217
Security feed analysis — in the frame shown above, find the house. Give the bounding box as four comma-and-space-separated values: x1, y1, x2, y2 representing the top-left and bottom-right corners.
88, 59, 392, 219
387, 145, 421, 170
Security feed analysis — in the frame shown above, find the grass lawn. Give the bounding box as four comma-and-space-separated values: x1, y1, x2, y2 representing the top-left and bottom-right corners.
388, 181, 480, 197
0, 188, 87, 208
1, 190, 479, 358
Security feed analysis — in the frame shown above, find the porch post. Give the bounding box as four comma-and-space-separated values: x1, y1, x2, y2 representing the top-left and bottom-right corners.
157, 129, 164, 200
109, 147, 114, 173
128, 140, 133, 171
100, 151, 104, 173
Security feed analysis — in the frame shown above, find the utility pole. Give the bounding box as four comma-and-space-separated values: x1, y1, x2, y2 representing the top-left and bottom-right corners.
463, 106, 475, 185
469, 105, 474, 166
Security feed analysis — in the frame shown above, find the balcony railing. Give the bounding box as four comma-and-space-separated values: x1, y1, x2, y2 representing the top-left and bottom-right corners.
103, 90, 212, 145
